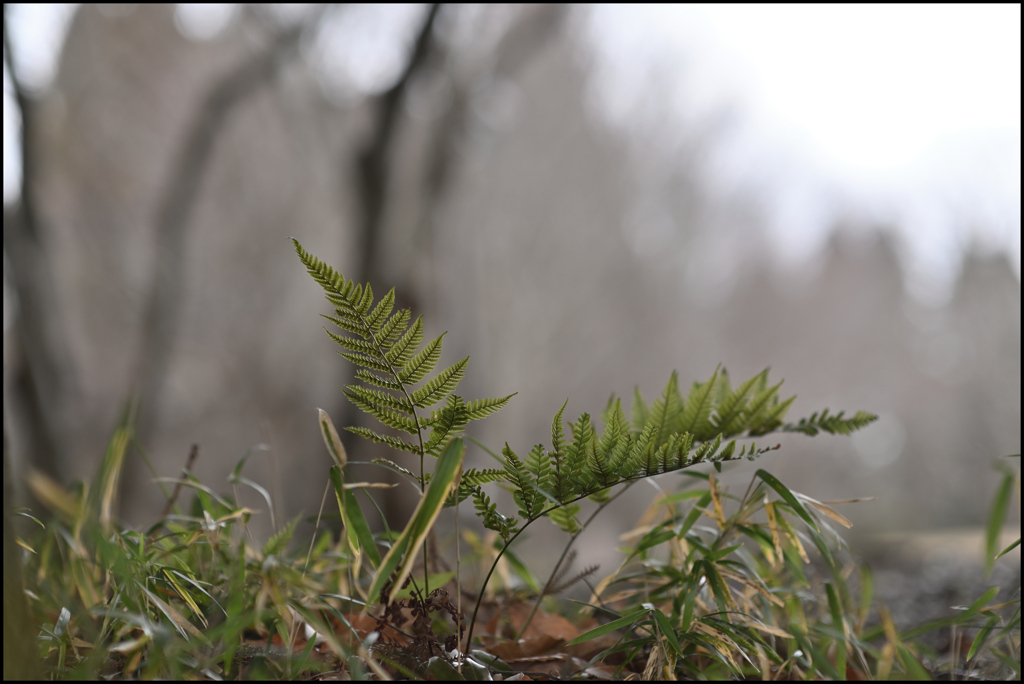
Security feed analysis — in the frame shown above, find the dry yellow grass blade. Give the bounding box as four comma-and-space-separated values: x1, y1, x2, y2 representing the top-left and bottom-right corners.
708, 472, 726, 529
797, 493, 856, 528
765, 500, 783, 564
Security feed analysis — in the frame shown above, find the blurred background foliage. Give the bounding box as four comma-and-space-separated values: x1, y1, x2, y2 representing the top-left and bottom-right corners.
2, 4, 1019, 579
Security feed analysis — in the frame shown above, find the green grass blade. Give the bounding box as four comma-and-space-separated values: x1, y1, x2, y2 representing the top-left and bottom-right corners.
330, 466, 380, 566
565, 607, 648, 646
755, 469, 818, 531
995, 537, 1020, 560
959, 586, 1000, 619
365, 438, 465, 607
826, 582, 847, 676
966, 615, 999, 662
677, 492, 712, 540
319, 409, 348, 468
652, 607, 683, 657
791, 629, 840, 680
895, 644, 932, 680
985, 469, 1013, 575
698, 559, 735, 612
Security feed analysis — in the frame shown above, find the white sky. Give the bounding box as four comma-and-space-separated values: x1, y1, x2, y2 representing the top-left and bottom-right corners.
5, 4, 1021, 303
588, 4, 1021, 302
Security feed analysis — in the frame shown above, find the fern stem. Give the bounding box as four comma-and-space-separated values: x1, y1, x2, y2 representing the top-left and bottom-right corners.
515, 481, 637, 640
466, 478, 646, 649
465, 521, 533, 651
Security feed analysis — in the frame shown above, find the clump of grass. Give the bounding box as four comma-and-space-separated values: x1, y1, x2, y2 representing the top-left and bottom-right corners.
567, 459, 1019, 680
17, 411, 381, 679
13, 421, 1018, 680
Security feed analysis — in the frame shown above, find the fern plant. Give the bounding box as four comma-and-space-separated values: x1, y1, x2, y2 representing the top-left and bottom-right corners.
292, 239, 877, 653
293, 238, 513, 490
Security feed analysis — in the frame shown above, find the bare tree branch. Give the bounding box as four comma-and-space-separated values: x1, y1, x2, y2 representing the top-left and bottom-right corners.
353, 3, 442, 293
414, 4, 568, 256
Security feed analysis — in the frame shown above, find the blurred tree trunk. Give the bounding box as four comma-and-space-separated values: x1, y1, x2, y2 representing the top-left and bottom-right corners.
133, 10, 321, 447
2, 6, 79, 484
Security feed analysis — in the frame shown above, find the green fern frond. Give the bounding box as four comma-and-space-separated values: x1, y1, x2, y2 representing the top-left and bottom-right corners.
741, 379, 784, 433
630, 386, 650, 435
646, 371, 685, 447
641, 436, 662, 476
576, 439, 598, 493
262, 516, 300, 558
472, 487, 518, 542
376, 308, 412, 349
343, 389, 419, 433
324, 327, 380, 356
459, 468, 506, 487
338, 350, 392, 375
423, 395, 469, 456
783, 409, 878, 436
603, 415, 633, 478
748, 394, 797, 435
295, 239, 512, 482
737, 442, 781, 460
322, 311, 365, 337
687, 433, 723, 466
601, 395, 629, 435
465, 394, 516, 421
346, 427, 420, 456
718, 439, 737, 462
363, 287, 396, 331
354, 283, 374, 316
554, 412, 596, 502
713, 367, 732, 406
525, 444, 553, 501
622, 424, 655, 479
596, 402, 629, 478
565, 414, 595, 482
292, 240, 350, 297
354, 369, 405, 392
596, 399, 627, 454
674, 432, 695, 470
409, 358, 468, 407
371, 457, 417, 481
385, 315, 423, 366
399, 333, 445, 385
713, 369, 763, 436
344, 385, 414, 415
655, 434, 681, 473
433, 468, 505, 506
502, 444, 538, 519
548, 503, 581, 535
587, 435, 618, 488
551, 399, 569, 456
680, 367, 719, 440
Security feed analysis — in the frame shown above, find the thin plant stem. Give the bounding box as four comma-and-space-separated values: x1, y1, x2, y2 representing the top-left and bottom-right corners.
304, 479, 332, 578
465, 522, 532, 649
455, 467, 464, 673
465, 480, 649, 648
515, 481, 637, 640
160, 443, 199, 518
